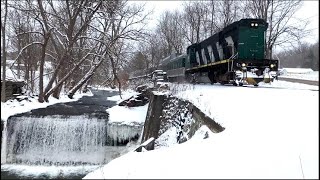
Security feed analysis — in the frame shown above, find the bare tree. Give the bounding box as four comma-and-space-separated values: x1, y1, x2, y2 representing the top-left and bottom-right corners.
1, 0, 8, 102
216, 0, 240, 29
276, 41, 319, 70
39, 0, 103, 101
182, 1, 206, 44
245, 0, 310, 59
66, 0, 150, 98
158, 10, 184, 55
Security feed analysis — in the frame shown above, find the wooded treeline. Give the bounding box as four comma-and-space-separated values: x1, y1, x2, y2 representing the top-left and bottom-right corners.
277, 42, 319, 70
1, 0, 315, 102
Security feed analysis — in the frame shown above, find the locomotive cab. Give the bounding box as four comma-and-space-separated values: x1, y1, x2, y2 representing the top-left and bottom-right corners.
237, 19, 267, 61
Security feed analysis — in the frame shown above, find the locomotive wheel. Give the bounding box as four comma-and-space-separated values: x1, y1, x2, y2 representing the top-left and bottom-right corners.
220, 81, 228, 85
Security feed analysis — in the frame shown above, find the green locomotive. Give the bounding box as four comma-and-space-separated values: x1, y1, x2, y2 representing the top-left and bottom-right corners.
160, 18, 279, 86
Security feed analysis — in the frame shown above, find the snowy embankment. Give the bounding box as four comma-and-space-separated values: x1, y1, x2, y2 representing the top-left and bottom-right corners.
106, 89, 149, 125
84, 80, 318, 179
279, 68, 319, 81
281, 72, 319, 81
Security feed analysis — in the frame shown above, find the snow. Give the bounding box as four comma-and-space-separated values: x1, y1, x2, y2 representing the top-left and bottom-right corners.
0, 66, 24, 81
260, 79, 318, 90
1, 90, 93, 122
279, 68, 319, 81
106, 104, 148, 125
154, 126, 178, 148
281, 71, 319, 81
106, 89, 139, 103
1, 164, 100, 179
105, 89, 148, 125
84, 79, 319, 179
281, 68, 314, 74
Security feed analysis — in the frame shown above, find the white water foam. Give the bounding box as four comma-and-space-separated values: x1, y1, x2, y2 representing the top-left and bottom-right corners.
1, 164, 100, 179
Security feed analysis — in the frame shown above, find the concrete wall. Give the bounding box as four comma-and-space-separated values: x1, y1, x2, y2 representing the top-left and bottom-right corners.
141, 93, 166, 148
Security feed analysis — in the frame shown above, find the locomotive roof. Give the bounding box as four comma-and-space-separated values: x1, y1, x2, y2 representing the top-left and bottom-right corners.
187, 18, 268, 49
160, 53, 187, 65
223, 18, 268, 32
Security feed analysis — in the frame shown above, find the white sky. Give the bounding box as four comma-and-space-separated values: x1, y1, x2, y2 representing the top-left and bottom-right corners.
295, 1, 319, 44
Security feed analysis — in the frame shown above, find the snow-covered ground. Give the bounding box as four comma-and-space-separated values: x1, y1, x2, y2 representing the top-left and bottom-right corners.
106, 89, 149, 125
107, 104, 149, 125
84, 80, 319, 179
279, 68, 319, 81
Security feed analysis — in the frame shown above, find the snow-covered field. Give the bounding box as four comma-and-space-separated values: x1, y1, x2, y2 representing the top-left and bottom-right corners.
84, 80, 319, 179
280, 71, 319, 81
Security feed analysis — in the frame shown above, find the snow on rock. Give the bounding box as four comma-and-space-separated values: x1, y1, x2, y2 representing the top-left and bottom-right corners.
118, 94, 149, 107
154, 126, 178, 148
106, 89, 139, 103
106, 104, 148, 125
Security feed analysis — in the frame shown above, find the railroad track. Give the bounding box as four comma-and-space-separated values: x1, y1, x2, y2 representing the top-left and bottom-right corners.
277, 77, 319, 86
163, 79, 318, 92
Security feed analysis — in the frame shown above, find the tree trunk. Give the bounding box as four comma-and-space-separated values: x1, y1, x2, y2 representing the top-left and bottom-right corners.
44, 52, 92, 100
67, 57, 104, 99
68, 74, 93, 99
1, 0, 8, 102
109, 55, 122, 99
52, 84, 62, 99
38, 33, 50, 103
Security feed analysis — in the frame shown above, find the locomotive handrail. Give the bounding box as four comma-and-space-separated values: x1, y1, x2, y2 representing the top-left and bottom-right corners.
229, 52, 238, 60
228, 53, 238, 71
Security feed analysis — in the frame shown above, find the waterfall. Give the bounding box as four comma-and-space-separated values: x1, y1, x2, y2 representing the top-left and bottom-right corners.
1, 120, 8, 164
107, 123, 142, 146
4, 115, 109, 166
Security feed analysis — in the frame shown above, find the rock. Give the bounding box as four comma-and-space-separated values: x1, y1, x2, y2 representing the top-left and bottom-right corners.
118, 93, 149, 107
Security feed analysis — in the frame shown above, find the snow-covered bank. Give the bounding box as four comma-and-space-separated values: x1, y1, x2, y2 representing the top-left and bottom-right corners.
107, 105, 148, 125
1, 91, 93, 122
106, 89, 148, 125
279, 68, 319, 81
84, 81, 319, 179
